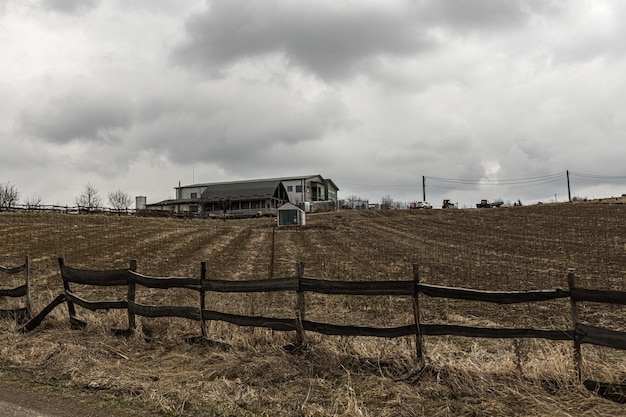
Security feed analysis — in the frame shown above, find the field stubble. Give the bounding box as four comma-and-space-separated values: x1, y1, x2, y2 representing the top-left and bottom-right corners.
1, 204, 626, 416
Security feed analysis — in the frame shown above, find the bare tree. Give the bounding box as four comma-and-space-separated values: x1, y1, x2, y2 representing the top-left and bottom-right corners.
24, 194, 42, 210
76, 183, 102, 212
108, 189, 133, 213
343, 195, 368, 210
0, 182, 19, 210
381, 195, 393, 210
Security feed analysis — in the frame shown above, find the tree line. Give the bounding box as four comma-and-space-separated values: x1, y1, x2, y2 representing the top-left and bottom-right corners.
0, 181, 133, 212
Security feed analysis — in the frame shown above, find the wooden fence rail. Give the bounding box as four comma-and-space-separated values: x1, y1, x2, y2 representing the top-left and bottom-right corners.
0, 257, 31, 322
9, 258, 626, 385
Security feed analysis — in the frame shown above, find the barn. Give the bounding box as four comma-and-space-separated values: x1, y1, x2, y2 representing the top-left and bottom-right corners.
201, 179, 289, 217
146, 175, 338, 217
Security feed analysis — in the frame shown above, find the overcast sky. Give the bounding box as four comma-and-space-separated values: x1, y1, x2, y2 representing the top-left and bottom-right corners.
2, 0, 625, 208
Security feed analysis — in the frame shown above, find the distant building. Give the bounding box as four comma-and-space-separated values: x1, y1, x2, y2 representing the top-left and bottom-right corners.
135, 196, 147, 210
277, 203, 306, 227
146, 175, 339, 217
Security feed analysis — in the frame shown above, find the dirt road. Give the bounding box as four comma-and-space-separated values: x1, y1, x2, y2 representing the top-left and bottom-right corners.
0, 400, 50, 417
0, 382, 129, 417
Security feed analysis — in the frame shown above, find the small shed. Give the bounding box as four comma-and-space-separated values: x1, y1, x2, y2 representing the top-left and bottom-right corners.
277, 203, 306, 227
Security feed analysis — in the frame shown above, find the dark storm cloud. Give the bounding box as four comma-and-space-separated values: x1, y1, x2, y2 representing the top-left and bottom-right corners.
18, 88, 134, 144
172, 0, 560, 82
172, 0, 435, 81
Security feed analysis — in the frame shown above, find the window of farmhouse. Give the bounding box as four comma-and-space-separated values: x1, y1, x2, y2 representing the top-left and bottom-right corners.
190, 192, 197, 198
287, 186, 293, 192
295, 185, 302, 192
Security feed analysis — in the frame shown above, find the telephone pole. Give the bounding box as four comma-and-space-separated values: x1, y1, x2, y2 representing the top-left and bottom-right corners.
422, 176, 426, 202
566, 170, 571, 202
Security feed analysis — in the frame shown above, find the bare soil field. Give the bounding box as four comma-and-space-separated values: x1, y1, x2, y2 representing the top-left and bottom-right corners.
1, 202, 626, 416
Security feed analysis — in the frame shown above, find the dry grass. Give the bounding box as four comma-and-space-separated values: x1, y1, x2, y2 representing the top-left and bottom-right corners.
1, 204, 626, 416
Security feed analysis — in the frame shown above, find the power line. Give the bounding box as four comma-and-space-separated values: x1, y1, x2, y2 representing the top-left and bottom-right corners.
341, 170, 624, 201
569, 171, 626, 180
425, 172, 565, 186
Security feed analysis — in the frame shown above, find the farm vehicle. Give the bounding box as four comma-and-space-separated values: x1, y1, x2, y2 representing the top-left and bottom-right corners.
476, 199, 504, 208
442, 199, 457, 209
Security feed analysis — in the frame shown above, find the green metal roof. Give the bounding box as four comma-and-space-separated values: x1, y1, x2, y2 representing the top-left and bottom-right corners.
200, 179, 284, 202
180, 175, 339, 191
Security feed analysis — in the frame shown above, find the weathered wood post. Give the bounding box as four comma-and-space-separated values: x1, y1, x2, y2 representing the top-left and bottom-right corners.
567, 268, 582, 380
200, 261, 207, 338
24, 256, 32, 320
127, 259, 137, 331
412, 264, 425, 365
268, 228, 276, 279
295, 262, 306, 347
59, 257, 78, 326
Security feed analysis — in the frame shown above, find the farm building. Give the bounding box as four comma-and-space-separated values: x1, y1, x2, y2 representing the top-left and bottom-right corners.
146, 175, 339, 217
277, 203, 306, 227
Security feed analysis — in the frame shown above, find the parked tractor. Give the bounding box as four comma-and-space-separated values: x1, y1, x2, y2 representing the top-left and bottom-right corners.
442, 199, 457, 209
476, 199, 504, 208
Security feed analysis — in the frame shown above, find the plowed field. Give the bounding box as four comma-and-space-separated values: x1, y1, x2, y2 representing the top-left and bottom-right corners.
1, 202, 626, 416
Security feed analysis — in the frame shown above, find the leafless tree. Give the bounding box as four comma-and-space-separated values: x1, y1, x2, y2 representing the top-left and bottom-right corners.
343, 195, 368, 210
24, 194, 42, 210
76, 183, 102, 212
108, 189, 133, 213
381, 195, 393, 210
0, 182, 19, 209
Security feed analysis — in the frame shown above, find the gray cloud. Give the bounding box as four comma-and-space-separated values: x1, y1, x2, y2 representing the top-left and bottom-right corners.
130, 81, 347, 173
18, 86, 134, 144
41, 0, 99, 14
173, 0, 436, 81
422, 0, 560, 31
172, 0, 560, 83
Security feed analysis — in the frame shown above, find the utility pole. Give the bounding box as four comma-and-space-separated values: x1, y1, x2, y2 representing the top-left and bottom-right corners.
422, 176, 426, 202
566, 170, 571, 202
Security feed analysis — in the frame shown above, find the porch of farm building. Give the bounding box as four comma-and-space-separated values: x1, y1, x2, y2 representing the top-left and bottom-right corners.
202, 197, 286, 217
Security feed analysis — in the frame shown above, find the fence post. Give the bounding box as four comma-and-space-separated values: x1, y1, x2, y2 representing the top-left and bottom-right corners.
24, 256, 32, 320
268, 228, 276, 279
59, 257, 78, 324
295, 262, 306, 347
200, 261, 207, 338
412, 264, 425, 365
127, 259, 137, 331
567, 269, 582, 381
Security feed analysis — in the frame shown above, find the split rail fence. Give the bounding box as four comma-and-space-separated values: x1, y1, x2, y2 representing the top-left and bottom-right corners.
7, 258, 626, 383
0, 256, 31, 322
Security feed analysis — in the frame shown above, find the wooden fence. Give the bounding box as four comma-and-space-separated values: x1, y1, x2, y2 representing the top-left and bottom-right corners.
0, 257, 31, 322
1, 204, 245, 219
12, 258, 626, 384
0, 204, 135, 215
